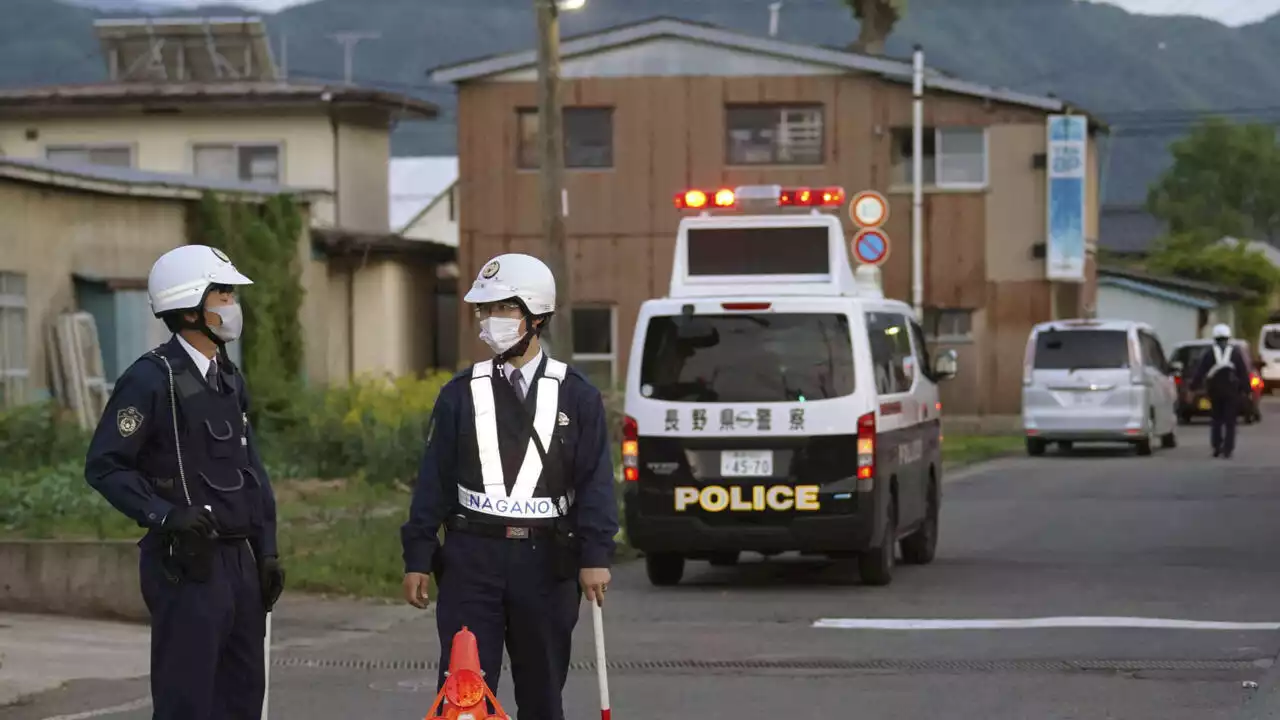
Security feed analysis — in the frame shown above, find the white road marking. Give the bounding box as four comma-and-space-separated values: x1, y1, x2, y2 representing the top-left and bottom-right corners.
39, 697, 151, 720
812, 616, 1280, 631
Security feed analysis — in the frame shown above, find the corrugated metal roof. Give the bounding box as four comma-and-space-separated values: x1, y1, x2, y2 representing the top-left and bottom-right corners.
0, 81, 438, 119
389, 156, 458, 232
429, 16, 1088, 117
0, 155, 328, 200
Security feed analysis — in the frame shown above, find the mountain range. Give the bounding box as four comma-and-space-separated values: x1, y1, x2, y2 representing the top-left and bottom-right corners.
10, 0, 1280, 207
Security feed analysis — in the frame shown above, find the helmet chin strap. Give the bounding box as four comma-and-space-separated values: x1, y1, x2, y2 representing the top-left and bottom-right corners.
494, 312, 545, 364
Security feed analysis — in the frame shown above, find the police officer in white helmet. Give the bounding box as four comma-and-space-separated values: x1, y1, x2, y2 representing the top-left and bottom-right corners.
1190, 323, 1251, 458
400, 252, 619, 720
84, 244, 284, 719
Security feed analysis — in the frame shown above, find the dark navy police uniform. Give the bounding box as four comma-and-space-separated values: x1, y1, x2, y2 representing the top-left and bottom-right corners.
1191, 341, 1250, 457
401, 352, 619, 720
85, 336, 279, 720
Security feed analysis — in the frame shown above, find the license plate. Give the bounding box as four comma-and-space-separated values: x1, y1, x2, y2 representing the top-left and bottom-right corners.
721, 450, 773, 477
1199, 398, 1211, 410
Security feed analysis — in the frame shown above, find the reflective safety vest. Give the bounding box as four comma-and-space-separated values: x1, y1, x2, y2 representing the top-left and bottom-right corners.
1208, 344, 1236, 379
458, 358, 573, 522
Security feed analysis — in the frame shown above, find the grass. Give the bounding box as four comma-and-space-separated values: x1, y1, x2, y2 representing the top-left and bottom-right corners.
942, 433, 1025, 468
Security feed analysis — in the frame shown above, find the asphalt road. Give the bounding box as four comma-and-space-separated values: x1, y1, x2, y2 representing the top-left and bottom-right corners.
7, 406, 1280, 720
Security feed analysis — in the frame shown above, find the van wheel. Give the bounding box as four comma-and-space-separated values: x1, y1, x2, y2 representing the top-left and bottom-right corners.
645, 553, 684, 586
1161, 431, 1177, 449
901, 475, 938, 565
1026, 437, 1046, 456
859, 497, 897, 586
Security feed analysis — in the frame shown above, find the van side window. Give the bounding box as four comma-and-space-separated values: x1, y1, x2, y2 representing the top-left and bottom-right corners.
909, 319, 933, 381
866, 312, 916, 395
1139, 332, 1166, 373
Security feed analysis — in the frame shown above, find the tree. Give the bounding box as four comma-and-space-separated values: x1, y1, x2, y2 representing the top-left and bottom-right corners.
1146, 117, 1280, 245
1147, 231, 1280, 342
843, 0, 907, 55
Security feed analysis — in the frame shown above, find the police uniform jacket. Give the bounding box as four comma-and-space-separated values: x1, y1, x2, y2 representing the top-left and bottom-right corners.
1191, 343, 1250, 401
400, 354, 619, 575
84, 336, 278, 557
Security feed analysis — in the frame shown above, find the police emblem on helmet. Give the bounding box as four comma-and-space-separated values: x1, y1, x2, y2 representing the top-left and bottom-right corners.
481, 260, 500, 279
211, 247, 231, 263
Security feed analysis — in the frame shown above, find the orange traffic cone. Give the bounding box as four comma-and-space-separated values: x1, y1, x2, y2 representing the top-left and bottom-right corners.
423, 627, 509, 720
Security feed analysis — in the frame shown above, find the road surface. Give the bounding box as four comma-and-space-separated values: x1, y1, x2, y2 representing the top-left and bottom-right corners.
6, 408, 1280, 720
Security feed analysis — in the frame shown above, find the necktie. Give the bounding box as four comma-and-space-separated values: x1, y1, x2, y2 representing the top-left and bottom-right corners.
206, 361, 220, 392
509, 369, 526, 402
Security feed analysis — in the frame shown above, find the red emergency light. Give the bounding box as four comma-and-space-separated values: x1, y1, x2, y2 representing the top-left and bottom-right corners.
673, 185, 846, 210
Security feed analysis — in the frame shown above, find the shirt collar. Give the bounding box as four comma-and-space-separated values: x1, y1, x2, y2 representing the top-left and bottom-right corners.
176, 334, 215, 378
503, 350, 543, 389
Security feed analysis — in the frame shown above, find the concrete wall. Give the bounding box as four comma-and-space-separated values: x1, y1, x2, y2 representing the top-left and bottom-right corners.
0, 113, 340, 229
334, 119, 391, 234
0, 541, 146, 621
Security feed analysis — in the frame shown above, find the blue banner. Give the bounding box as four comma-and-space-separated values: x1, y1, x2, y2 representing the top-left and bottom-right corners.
1046, 115, 1088, 282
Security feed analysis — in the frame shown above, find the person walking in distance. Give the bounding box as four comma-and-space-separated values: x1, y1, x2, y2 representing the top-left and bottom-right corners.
400, 252, 619, 720
84, 245, 285, 720
1191, 323, 1251, 459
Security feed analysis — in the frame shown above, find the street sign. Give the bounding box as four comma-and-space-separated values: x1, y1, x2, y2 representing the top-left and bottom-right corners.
849, 190, 888, 228
852, 228, 890, 266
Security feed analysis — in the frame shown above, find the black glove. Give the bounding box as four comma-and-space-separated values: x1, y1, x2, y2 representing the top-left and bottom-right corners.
162, 506, 216, 536
259, 555, 285, 612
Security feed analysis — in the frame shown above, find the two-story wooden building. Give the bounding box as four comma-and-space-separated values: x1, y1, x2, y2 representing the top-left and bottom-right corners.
431, 17, 1103, 416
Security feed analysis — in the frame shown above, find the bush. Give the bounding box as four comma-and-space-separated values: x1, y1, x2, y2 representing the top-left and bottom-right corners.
0, 402, 91, 472
0, 461, 136, 539
261, 371, 454, 486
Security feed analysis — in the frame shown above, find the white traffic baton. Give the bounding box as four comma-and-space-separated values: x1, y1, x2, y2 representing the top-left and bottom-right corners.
592, 598, 611, 720
261, 611, 272, 720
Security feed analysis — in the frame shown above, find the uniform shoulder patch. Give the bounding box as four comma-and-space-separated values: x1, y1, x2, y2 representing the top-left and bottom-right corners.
557, 411, 570, 427
117, 406, 144, 437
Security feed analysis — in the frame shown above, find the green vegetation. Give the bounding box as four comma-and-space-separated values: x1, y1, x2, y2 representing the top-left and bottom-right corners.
1145, 119, 1280, 342
941, 434, 1024, 469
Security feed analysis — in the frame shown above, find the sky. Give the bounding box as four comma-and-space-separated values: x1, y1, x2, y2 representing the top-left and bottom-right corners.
144, 0, 1280, 27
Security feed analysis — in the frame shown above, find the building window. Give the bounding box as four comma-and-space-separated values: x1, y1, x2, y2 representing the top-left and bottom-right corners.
866, 311, 917, 396
571, 306, 617, 389
726, 104, 824, 165
517, 108, 614, 169
891, 127, 988, 188
193, 144, 281, 184
45, 145, 133, 168
0, 272, 28, 408
923, 308, 974, 342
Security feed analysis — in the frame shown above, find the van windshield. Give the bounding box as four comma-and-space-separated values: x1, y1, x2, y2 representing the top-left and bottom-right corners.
639, 313, 855, 402
1033, 329, 1130, 370
1264, 330, 1280, 351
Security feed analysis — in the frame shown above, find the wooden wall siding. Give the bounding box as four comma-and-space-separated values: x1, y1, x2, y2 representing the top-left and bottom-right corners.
455, 72, 1061, 406
984, 280, 1051, 415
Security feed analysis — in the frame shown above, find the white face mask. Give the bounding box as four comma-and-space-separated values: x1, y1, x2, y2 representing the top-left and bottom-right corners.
208, 302, 243, 343
479, 317, 524, 354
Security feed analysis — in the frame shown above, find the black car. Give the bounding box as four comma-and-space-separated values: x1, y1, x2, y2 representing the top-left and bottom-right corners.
1170, 340, 1262, 425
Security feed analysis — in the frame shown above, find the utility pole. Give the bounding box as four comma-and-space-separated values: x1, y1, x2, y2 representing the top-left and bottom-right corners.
911, 44, 925, 320
329, 31, 380, 84
536, 0, 572, 358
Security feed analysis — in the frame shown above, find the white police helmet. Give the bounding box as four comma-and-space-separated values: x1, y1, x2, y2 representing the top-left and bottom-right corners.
148, 245, 253, 316
1212, 323, 1232, 339
463, 253, 556, 315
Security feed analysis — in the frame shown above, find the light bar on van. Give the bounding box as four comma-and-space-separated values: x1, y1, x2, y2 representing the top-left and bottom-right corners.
673, 185, 846, 210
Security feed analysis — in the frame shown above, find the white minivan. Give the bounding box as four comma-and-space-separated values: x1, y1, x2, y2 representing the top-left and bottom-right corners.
1021, 319, 1178, 456
621, 183, 958, 588
1257, 323, 1280, 393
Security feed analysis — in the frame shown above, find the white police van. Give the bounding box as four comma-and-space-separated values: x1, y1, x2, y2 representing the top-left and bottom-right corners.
621, 184, 959, 588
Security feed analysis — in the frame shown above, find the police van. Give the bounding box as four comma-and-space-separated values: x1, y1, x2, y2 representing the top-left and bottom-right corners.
620, 184, 959, 588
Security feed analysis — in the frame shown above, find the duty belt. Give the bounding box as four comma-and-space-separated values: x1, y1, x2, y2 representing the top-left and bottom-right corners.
446, 514, 551, 540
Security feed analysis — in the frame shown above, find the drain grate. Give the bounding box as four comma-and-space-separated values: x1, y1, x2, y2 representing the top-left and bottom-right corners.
271, 656, 1267, 674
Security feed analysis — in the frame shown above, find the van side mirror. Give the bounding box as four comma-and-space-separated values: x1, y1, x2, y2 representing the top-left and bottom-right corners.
933, 348, 959, 381
1170, 360, 1183, 375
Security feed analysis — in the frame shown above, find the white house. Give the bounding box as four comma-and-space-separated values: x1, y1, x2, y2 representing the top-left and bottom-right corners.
1096, 266, 1246, 349
389, 156, 458, 249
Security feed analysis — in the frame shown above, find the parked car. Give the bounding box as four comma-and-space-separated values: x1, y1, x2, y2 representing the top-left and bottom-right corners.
1021, 319, 1178, 456
1169, 339, 1262, 425
1257, 323, 1280, 393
